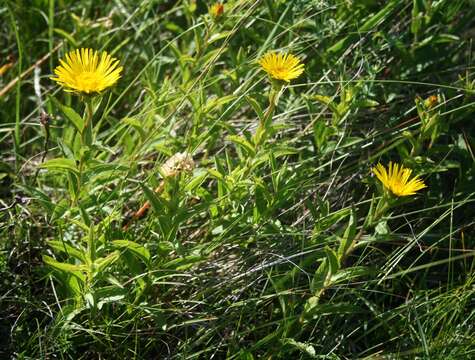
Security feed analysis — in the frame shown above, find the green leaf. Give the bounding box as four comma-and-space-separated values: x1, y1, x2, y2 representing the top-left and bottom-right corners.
47, 240, 86, 262
325, 247, 339, 275
53, 28, 78, 47
226, 135, 256, 156
319, 207, 351, 231
245, 95, 265, 122
40, 158, 79, 175
311, 258, 329, 293
313, 120, 330, 152
204, 95, 236, 113
281, 338, 316, 358
51, 199, 70, 222
94, 286, 126, 310
270, 146, 299, 158
237, 351, 254, 360
43, 255, 86, 282
208, 31, 233, 44
358, 99, 380, 108
67, 275, 83, 298
338, 208, 357, 259
113, 240, 150, 266
312, 94, 339, 115
94, 251, 120, 274
330, 266, 371, 284
140, 183, 164, 213
162, 255, 203, 270
185, 170, 208, 192
311, 247, 339, 293
68, 219, 91, 233
302, 301, 361, 321
207, 168, 225, 181
123, 117, 146, 140
375, 220, 390, 235
85, 162, 129, 178
84, 292, 95, 309
51, 97, 84, 132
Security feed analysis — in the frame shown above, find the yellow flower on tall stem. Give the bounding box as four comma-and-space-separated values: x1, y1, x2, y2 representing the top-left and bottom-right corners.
51, 48, 122, 94
372, 162, 426, 197
258, 52, 304, 83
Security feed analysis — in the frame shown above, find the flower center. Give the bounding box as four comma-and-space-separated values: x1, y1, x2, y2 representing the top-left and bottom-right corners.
273, 66, 287, 75
390, 180, 405, 196
76, 71, 102, 92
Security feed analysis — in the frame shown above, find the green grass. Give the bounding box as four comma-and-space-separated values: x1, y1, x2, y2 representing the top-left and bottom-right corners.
1, 0, 475, 358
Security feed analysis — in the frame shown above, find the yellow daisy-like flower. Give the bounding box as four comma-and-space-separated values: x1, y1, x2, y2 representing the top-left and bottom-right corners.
372, 162, 427, 197
51, 48, 122, 94
258, 52, 304, 83
209, 3, 224, 17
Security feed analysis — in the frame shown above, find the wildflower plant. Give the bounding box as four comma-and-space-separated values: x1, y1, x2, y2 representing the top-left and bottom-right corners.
39, 48, 128, 310
370, 162, 427, 224
253, 51, 304, 146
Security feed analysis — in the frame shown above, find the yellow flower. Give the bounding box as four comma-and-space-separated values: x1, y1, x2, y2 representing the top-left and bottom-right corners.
372, 162, 427, 197
258, 52, 304, 83
209, 3, 224, 17
51, 48, 122, 94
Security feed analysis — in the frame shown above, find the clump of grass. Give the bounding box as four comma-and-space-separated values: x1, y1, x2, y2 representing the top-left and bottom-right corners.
1, 0, 475, 358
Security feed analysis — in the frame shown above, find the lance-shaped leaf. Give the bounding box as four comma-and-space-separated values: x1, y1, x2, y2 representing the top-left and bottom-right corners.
113, 240, 151, 266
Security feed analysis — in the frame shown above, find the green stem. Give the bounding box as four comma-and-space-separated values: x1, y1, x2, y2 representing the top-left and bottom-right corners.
82, 99, 94, 146
253, 88, 279, 147
372, 193, 391, 224
76, 99, 94, 203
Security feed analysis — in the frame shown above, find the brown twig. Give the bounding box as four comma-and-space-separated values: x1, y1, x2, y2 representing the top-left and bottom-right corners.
0, 42, 63, 98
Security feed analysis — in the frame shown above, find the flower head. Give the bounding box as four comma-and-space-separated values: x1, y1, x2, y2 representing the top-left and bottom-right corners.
372, 162, 426, 197
209, 3, 224, 18
258, 52, 304, 83
424, 95, 438, 109
52, 48, 122, 94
